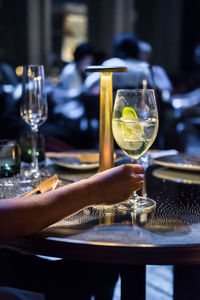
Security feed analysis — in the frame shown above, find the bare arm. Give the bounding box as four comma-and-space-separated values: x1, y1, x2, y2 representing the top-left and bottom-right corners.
0, 164, 144, 244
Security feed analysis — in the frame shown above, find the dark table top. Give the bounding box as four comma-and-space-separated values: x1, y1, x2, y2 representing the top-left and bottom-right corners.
5, 155, 200, 265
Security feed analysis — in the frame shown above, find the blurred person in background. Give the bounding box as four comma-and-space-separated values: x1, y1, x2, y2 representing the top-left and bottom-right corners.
83, 32, 173, 96
185, 42, 200, 92
167, 42, 200, 153
44, 42, 97, 150
83, 32, 149, 94
137, 39, 174, 149
138, 39, 173, 102
60, 42, 95, 99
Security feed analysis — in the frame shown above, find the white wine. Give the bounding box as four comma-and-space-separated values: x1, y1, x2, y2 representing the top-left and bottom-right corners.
112, 117, 158, 160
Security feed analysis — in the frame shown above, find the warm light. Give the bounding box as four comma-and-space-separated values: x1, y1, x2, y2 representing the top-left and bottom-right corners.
11, 149, 16, 159
28, 67, 33, 77
142, 79, 147, 89
99, 213, 114, 225
16, 66, 23, 77
61, 4, 88, 62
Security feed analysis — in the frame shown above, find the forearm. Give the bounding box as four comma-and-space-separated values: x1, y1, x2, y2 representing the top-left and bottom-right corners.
0, 179, 93, 244
0, 164, 144, 244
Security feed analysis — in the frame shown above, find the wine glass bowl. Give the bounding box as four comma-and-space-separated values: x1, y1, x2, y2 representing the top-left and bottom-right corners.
112, 89, 159, 212
20, 65, 48, 178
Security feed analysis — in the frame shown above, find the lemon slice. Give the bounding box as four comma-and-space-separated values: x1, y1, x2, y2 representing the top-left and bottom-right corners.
122, 107, 138, 120
122, 107, 144, 149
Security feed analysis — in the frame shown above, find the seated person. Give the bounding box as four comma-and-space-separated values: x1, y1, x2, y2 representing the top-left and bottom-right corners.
83, 32, 154, 95
60, 42, 95, 99
0, 164, 144, 243
83, 33, 173, 99
138, 39, 173, 101
0, 164, 144, 300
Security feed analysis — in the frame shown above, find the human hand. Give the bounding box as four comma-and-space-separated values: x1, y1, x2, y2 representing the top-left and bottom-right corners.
88, 164, 144, 206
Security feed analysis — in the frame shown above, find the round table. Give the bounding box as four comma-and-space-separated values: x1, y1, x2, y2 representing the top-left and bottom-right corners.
6, 163, 200, 266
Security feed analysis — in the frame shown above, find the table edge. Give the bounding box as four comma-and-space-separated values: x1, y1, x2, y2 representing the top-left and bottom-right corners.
5, 236, 200, 265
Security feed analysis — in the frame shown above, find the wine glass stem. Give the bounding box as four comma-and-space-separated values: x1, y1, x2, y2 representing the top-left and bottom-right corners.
129, 158, 140, 209
31, 127, 39, 176
129, 191, 140, 209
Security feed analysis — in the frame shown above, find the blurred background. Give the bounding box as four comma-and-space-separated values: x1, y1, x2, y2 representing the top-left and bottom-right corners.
0, 0, 200, 155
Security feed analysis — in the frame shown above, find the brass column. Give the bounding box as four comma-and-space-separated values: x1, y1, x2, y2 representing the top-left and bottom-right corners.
86, 66, 127, 172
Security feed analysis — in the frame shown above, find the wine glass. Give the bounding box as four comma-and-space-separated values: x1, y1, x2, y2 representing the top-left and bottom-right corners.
112, 89, 159, 212
20, 65, 48, 178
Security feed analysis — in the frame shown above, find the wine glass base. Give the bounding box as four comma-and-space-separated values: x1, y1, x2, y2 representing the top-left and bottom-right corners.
20, 164, 46, 179
117, 197, 156, 213
30, 171, 41, 179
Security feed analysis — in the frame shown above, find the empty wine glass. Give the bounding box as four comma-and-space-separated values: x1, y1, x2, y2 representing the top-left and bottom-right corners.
112, 89, 159, 212
20, 65, 48, 178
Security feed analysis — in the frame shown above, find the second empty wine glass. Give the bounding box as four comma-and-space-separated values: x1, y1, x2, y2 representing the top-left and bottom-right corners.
20, 65, 48, 178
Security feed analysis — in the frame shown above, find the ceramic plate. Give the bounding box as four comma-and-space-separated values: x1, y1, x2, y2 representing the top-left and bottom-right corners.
154, 154, 200, 172
153, 167, 200, 185
49, 151, 125, 170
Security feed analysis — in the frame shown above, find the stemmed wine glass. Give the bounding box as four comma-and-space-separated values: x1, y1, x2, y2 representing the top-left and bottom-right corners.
20, 65, 48, 178
112, 89, 159, 212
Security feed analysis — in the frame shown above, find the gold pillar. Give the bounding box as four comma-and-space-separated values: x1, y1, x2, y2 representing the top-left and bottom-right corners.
86, 66, 127, 172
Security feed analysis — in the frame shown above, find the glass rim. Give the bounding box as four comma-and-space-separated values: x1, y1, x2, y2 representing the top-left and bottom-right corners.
117, 88, 155, 93
22, 64, 44, 68
22, 65, 44, 72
